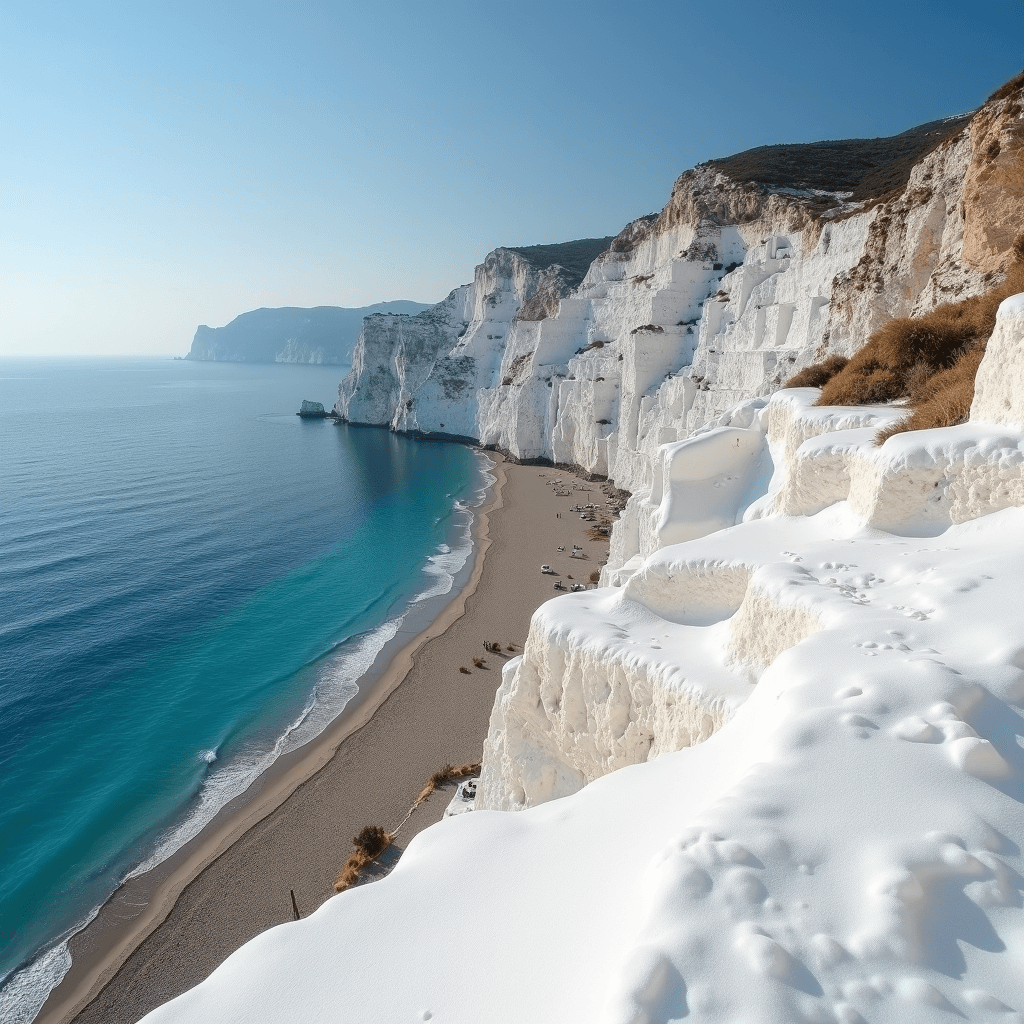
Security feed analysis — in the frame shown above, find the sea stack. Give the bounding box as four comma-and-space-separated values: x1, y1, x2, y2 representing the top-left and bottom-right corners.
297, 400, 327, 418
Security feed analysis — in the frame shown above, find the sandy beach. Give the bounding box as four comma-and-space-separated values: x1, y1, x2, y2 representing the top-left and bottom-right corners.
34, 453, 613, 1024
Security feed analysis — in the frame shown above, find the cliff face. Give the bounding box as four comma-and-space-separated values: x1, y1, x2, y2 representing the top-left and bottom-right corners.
335, 240, 612, 438
184, 301, 430, 364
336, 100, 1022, 491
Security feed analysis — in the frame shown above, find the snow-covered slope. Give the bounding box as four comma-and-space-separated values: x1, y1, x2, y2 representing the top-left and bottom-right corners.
146, 294, 1024, 1024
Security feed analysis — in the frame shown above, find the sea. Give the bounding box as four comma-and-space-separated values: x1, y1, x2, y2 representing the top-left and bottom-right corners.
0, 357, 485, 1022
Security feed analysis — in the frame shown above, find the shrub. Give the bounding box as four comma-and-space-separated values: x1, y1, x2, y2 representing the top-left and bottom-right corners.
506, 644, 515, 651
805, 241, 1024, 442
352, 825, 392, 858
785, 355, 849, 389
472, 656, 485, 668
589, 570, 600, 583
459, 666, 470, 674
333, 826, 394, 892
875, 347, 984, 444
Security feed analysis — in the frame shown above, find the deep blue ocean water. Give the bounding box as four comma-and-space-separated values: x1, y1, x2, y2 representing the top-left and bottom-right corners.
0, 358, 481, 1019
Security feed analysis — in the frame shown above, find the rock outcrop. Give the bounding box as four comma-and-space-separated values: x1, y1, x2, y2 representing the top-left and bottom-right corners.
336, 240, 613, 439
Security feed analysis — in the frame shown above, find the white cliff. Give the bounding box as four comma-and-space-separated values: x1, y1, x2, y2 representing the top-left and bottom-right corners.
336, 103, 1010, 544
337, 241, 612, 438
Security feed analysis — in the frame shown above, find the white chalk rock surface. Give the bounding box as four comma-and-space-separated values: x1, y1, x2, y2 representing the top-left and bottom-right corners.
971, 293, 1024, 428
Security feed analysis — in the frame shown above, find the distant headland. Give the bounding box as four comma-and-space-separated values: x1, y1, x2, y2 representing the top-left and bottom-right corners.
184, 301, 431, 365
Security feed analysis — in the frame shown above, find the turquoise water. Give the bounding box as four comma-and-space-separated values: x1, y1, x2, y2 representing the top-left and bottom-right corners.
0, 358, 481, 1018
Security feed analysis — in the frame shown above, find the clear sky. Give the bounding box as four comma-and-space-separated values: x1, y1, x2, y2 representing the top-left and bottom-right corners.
1, 0, 1020, 356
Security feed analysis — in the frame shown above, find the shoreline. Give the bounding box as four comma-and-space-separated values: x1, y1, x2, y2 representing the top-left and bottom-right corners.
33, 450, 506, 1024
37, 455, 610, 1024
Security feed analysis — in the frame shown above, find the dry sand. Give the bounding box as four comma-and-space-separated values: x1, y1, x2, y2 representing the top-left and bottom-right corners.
35, 456, 612, 1024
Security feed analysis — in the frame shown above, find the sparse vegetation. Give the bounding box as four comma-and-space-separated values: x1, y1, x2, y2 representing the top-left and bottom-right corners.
333, 825, 395, 892
704, 112, 973, 207
414, 762, 481, 808
505, 238, 615, 289
334, 761, 483, 894
987, 69, 1024, 104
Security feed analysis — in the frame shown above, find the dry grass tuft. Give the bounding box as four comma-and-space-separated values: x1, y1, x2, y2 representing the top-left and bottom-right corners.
791, 246, 1024, 442
333, 825, 394, 892
784, 355, 849, 389
987, 69, 1024, 104
414, 761, 481, 808
874, 347, 984, 444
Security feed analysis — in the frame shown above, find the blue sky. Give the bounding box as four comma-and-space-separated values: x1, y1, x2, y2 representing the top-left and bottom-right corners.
0, 0, 1020, 356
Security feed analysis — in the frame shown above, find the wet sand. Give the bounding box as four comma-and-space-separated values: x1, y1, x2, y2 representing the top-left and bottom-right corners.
36, 455, 612, 1024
